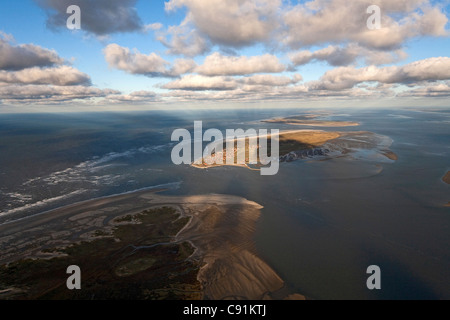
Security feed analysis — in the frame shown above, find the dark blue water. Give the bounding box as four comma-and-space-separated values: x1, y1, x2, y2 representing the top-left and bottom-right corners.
0, 107, 449, 299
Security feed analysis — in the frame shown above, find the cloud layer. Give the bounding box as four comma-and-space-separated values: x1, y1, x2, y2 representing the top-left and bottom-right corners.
0, 35, 115, 105
0, 85, 119, 104
35, 0, 143, 35
0, 66, 91, 86
0, 35, 63, 70
2, 0, 449, 106
196, 53, 285, 76
161, 0, 448, 55
312, 57, 450, 90
282, 0, 448, 51
165, 0, 280, 47
103, 44, 196, 77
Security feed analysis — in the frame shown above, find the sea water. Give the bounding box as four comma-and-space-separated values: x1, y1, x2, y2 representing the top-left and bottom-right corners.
0, 107, 449, 299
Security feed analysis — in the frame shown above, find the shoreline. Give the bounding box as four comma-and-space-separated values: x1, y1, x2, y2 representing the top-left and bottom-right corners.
191, 129, 398, 171
442, 171, 450, 184
0, 189, 304, 300
0, 182, 183, 226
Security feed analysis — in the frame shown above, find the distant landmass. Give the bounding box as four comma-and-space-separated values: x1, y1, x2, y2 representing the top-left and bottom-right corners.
262, 114, 360, 127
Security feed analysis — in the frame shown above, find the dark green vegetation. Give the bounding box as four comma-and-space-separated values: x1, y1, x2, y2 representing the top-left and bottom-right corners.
275, 138, 315, 156
0, 207, 202, 300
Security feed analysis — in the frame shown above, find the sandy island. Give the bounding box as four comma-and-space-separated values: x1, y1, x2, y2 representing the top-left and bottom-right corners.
192, 129, 397, 172
192, 129, 341, 170
0, 189, 304, 300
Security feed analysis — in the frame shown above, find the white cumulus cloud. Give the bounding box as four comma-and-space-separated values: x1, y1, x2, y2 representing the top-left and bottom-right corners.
103, 44, 196, 77
196, 52, 286, 76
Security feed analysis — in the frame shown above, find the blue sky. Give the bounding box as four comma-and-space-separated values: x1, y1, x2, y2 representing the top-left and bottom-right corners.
0, 0, 449, 111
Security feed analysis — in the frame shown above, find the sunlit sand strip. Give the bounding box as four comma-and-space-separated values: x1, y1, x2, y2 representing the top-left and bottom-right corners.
156, 194, 304, 300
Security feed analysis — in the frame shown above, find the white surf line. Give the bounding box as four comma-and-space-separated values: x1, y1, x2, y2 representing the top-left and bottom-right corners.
0, 182, 182, 227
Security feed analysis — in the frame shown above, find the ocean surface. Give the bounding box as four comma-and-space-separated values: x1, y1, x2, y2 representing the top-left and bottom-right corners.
0, 107, 449, 299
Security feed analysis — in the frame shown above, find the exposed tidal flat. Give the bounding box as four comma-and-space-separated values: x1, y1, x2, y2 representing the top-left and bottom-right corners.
0, 189, 303, 300
0, 108, 449, 300
262, 114, 360, 127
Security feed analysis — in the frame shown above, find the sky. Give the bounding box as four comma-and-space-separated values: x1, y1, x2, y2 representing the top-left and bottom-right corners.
0, 0, 449, 112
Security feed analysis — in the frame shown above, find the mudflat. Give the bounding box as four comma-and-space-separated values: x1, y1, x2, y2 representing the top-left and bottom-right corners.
0, 190, 304, 300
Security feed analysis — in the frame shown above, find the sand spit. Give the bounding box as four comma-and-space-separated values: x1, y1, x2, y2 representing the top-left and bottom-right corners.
442, 171, 450, 184
144, 193, 302, 299
262, 115, 359, 127
169, 195, 287, 300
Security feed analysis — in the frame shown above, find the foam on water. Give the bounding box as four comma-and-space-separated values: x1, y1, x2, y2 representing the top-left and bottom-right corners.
0, 143, 173, 221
